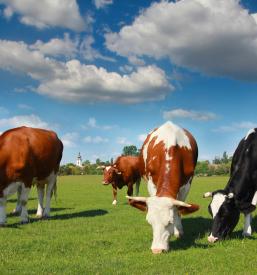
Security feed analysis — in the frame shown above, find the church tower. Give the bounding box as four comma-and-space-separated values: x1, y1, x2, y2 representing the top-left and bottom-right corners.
76, 152, 82, 167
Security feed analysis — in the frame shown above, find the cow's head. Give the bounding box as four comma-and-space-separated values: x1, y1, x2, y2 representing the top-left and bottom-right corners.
203, 190, 240, 243
127, 195, 199, 254
101, 165, 121, 185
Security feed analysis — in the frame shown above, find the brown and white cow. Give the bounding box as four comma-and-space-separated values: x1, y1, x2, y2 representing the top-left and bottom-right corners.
0, 126, 63, 225
127, 121, 199, 254
101, 156, 141, 205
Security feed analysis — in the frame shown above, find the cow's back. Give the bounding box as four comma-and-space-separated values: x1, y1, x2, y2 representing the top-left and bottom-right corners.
115, 156, 141, 183
140, 121, 198, 198
0, 127, 63, 192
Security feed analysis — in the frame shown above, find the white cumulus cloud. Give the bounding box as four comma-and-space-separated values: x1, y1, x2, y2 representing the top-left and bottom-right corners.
213, 121, 257, 132
163, 108, 217, 121
0, 0, 85, 31
61, 132, 79, 148
93, 0, 113, 9
116, 137, 131, 145
0, 39, 172, 104
30, 33, 78, 58
83, 136, 109, 143
0, 114, 49, 129
105, 0, 257, 80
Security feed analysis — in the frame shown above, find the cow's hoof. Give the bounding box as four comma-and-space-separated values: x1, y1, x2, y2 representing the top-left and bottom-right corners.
112, 200, 117, 205
35, 214, 43, 219
42, 215, 50, 219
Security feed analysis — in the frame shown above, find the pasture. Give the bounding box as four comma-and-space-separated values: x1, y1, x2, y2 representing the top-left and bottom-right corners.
0, 175, 256, 274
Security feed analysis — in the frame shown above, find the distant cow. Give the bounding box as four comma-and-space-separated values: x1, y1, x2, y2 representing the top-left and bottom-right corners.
101, 156, 141, 205
127, 121, 199, 254
204, 128, 257, 242
0, 126, 63, 225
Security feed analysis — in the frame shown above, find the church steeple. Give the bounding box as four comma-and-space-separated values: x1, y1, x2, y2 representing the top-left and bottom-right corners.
76, 152, 82, 167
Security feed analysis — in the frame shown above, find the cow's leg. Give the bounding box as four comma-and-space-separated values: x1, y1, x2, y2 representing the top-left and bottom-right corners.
43, 172, 57, 218
243, 213, 252, 237
36, 184, 45, 218
0, 197, 7, 226
19, 184, 31, 224
174, 178, 192, 238
112, 184, 117, 205
12, 185, 22, 215
135, 180, 140, 196
127, 183, 133, 196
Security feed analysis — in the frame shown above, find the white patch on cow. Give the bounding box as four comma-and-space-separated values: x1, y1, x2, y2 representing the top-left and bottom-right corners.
142, 121, 191, 170
244, 129, 255, 140
210, 193, 226, 218
153, 121, 191, 150
112, 199, 117, 205
251, 191, 257, 206
243, 213, 252, 237
147, 176, 157, 196
105, 166, 111, 172
146, 196, 174, 251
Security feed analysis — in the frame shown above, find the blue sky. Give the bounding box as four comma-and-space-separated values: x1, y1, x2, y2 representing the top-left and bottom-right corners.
1, 0, 257, 164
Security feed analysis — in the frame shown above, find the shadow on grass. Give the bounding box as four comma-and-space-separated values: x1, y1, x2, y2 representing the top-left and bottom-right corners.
7, 197, 37, 203
50, 209, 108, 220
6, 209, 108, 228
7, 207, 73, 217
171, 216, 212, 251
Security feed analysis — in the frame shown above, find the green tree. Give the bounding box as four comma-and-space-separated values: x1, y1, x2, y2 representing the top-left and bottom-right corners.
222, 151, 229, 164
122, 145, 139, 156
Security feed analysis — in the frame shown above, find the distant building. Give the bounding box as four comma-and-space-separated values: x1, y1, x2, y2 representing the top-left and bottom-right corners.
76, 152, 83, 167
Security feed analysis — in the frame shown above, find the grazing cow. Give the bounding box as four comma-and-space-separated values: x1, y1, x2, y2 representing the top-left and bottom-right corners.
204, 128, 257, 243
0, 126, 63, 225
127, 121, 199, 254
101, 156, 141, 205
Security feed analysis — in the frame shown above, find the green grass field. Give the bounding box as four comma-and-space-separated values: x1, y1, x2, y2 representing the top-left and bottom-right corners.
0, 175, 256, 274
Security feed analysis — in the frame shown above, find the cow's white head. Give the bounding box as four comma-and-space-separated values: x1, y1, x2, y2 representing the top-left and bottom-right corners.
127, 195, 196, 254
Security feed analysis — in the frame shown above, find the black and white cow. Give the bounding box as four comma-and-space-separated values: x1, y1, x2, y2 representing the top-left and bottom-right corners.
204, 128, 257, 242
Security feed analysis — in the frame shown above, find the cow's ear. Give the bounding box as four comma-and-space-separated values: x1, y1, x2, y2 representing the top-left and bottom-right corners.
128, 199, 147, 212
178, 203, 199, 215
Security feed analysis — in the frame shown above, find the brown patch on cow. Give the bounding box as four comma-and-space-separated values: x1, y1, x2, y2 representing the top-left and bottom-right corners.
139, 128, 198, 199
178, 203, 200, 215
128, 199, 147, 212
0, 126, 63, 197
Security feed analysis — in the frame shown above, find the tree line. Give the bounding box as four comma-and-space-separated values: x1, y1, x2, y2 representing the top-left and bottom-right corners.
195, 151, 232, 176
59, 145, 139, 176
59, 145, 233, 177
